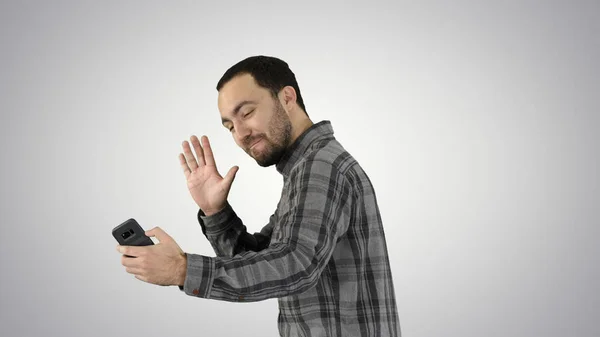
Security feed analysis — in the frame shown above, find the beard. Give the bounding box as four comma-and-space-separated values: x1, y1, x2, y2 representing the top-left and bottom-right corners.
245, 99, 292, 167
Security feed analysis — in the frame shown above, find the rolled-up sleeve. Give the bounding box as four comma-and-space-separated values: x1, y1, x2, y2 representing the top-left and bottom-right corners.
180, 158, 351, 302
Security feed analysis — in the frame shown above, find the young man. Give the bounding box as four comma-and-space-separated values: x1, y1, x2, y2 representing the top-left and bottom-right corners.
117, 56, 402, 336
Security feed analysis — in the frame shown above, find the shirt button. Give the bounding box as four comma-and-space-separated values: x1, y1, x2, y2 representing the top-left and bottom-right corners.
192, 289, 199, 295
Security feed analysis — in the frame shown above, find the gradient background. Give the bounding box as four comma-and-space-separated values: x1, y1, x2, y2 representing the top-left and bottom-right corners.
1, 1, 598, 336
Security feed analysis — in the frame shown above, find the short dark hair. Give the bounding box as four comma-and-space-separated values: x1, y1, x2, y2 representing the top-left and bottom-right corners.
216, 55, 308, 116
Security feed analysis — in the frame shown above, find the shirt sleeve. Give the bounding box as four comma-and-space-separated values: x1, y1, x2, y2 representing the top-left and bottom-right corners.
198, 203, 274, 257
180, 158, 352, 302
177, 204, 274, 292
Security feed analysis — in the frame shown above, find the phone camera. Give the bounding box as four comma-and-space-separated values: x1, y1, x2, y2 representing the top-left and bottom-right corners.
121, 229, 135, 240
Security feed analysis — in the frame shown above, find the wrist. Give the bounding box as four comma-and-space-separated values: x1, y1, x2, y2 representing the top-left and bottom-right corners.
203, 203, 227, 217
176, 252, 187, 286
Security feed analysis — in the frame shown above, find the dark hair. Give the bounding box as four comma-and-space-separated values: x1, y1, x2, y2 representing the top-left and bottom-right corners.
216, 55, 308, 116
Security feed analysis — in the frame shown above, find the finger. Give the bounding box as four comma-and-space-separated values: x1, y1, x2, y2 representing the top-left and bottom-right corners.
145, 226, 171, 243
222, 166, 239, 188
135, 274, 150, 283
121, 254, 140, 267
190, 135, 206, 167
182, 140, 199, 170
201, 136, 216, 167
118, 245, 145, 257
178, 153, 191, 179
125, 266, 143, 275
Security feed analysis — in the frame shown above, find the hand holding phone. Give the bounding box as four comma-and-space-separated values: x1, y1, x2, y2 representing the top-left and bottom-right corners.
112, 218, 154, 257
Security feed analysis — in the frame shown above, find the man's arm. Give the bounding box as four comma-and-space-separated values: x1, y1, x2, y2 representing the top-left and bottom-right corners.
177, 204, 274, 291
198, 203, 274, 257
180, 159, 352, 302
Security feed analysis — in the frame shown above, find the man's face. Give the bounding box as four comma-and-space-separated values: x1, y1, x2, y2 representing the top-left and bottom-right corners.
218, 73, 292, 167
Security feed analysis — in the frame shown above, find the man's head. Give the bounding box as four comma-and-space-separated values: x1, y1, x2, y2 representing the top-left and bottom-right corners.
216, 56, 312, 167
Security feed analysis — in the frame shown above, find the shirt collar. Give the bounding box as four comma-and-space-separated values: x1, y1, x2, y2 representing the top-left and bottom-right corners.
276, 120, 334, 177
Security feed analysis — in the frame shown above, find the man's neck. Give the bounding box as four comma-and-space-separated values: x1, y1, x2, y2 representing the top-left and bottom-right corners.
289, 117, 314, 147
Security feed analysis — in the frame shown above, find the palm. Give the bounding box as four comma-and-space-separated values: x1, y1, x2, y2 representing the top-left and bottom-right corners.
179, 135, 238, 214
186, 165, 226, 209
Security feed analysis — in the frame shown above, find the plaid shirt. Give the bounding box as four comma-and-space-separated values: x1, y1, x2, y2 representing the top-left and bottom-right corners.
180, 120, 401, 336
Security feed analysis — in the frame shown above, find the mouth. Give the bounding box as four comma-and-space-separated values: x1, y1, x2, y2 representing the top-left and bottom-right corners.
249, 138, 262, 151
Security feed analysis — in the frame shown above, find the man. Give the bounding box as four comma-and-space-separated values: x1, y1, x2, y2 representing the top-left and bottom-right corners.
117, 56, 402, 336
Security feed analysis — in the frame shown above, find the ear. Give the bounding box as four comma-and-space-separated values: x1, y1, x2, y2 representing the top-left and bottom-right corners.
280, 86, 297, 110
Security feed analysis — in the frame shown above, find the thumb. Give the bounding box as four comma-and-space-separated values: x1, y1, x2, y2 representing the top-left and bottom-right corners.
222, 165, 239, 186
145, 226, 171, 243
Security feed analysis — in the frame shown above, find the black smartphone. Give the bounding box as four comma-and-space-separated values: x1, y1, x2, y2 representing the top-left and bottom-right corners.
113, 218, 154, 257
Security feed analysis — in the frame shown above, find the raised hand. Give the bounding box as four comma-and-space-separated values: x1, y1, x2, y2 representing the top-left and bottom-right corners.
179, 135, 239, 216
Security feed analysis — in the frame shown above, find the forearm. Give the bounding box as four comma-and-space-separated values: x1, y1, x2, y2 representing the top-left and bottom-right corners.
181, 240, 326, 302
199, 203, 274, 257
198, 202, 247, 257
177, 204, 276, 292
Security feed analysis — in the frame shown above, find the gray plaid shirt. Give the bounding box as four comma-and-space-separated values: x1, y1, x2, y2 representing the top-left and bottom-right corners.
180, 120, 401, 337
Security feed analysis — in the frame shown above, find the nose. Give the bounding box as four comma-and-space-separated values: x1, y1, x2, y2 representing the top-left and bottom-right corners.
234, 123, 252, 146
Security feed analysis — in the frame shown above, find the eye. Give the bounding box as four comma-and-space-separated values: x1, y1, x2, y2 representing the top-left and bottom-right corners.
244, 108, 255, 118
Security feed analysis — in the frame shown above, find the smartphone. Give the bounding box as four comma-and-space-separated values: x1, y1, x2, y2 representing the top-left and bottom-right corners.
113, 218, 154, 257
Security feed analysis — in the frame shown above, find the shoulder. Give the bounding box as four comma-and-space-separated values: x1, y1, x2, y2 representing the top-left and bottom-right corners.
289, 138, 357, 185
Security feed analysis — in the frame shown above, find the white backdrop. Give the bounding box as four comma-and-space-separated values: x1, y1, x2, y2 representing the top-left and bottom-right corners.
1, 1, 598, 336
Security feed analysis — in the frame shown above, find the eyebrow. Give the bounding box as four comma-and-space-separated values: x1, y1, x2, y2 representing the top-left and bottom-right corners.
221, 100, 257, 125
